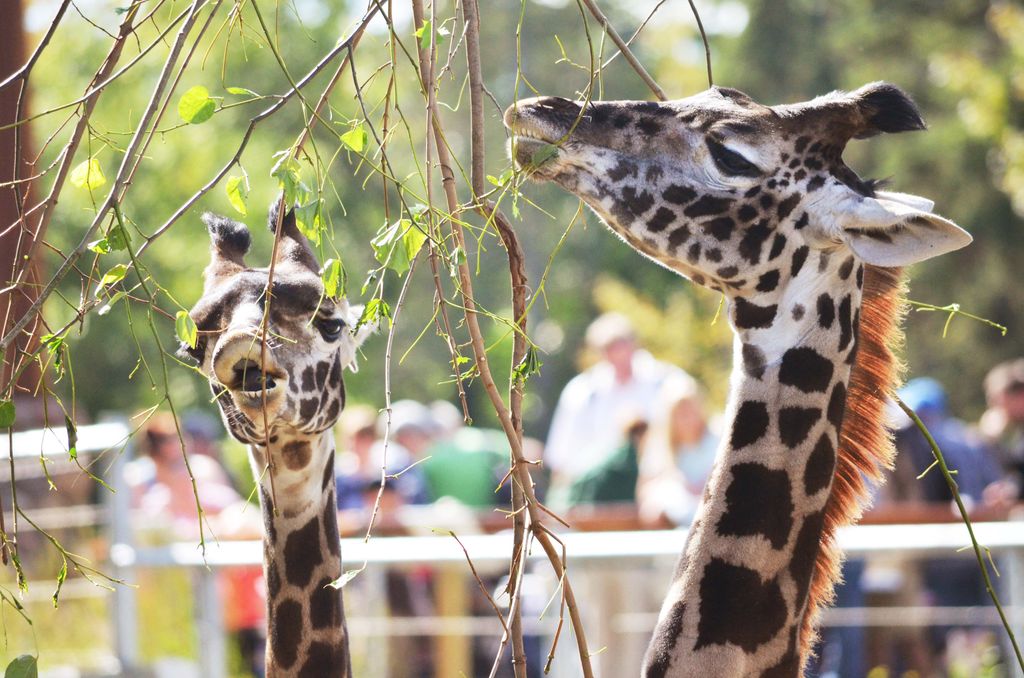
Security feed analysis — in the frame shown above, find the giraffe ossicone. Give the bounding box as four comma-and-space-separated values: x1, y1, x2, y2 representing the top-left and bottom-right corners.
506, 83, 970, 677
182, 205, 372, 677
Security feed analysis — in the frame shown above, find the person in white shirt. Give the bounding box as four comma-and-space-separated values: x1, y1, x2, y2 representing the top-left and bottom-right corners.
544, 312, 692, 507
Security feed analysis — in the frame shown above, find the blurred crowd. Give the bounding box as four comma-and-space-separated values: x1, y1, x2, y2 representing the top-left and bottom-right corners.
125, 313, 1024, 677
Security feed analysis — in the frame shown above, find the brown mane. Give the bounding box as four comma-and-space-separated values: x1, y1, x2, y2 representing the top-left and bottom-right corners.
799, 264, 907, 663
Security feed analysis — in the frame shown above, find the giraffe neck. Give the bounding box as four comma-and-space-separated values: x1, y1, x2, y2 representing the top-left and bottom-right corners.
254, 432, 351, 677
645, 253, 862, 677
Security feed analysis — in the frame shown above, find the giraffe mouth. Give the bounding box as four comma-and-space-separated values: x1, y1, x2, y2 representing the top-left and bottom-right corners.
232, 359, 285, 399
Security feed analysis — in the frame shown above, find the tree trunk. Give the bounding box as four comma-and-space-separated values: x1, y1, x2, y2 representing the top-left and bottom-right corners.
0, 0, 46, 427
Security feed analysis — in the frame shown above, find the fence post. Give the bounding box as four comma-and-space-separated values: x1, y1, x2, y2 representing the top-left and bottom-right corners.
107, 421, 140, 673
196, 564, 228, 678
1006, 533, 1024, 678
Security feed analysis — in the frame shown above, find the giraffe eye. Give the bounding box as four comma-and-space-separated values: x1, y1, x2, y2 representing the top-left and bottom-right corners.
316, 317, 346, 342
707, 139, 760, 177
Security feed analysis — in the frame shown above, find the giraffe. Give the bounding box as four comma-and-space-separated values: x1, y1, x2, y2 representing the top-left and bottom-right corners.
504, 83, 971, 676
180, 206, 373, 677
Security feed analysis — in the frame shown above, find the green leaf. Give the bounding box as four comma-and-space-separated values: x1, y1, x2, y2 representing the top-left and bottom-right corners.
529, 143, 559, 168
415, 19, 432, 50
4, 655, 38, 678
88, 237, 111, 254
322, 258, 345, 299
371, 218, 427, 276
175, 310, 198, 349
70, 158, 106, 191
226, 86, 259, 96
415, 19, 449, 50
512, 345, 543, 384
0, 400, 15, 429
225, 175, 248, 216
107, 220, 130, 251
294, 198, 323, 246
270, 152, 307, 207
41, 332, 66, 379
52, 560, 67, 608
177, 85, 216, 124
96, 264, 128, 294
328, 567, 364, 589
97, 290, 125, 316
340, 125, 368, 153
65, 415, 78, 457
358, 298, 391, 330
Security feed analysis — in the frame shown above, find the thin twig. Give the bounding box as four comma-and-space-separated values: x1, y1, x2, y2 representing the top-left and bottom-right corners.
579, 0, 666, 101
688, 0, 713, 87
896, 396, 1024, 671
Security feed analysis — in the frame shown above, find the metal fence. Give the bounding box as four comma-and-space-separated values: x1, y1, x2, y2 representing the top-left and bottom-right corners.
110, 523, 1024, 678
4, 423, 1024, 677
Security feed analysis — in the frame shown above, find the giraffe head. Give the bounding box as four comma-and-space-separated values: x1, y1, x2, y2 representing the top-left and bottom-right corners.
505, 83, 970, 300
181, 205, 371, 445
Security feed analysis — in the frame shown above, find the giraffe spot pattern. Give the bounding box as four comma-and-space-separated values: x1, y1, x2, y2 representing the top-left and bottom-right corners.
739, 221, 773, 264
778, 407, 821, 448
733, 298, 778, 329
790, 510, 827, 614
684, 195, 733, 218
816, 293, 835, 329
838, 255, 855, 280
324, 496, 340, 557
717, 463, 794, 549
790, 246, 809, 277
742, 344, 767, 379
623, 187, 655, 216
756, 270, 780, 292
282, 440, 312, 470
663, 184, 696, 204
668, 225, 691, 251
299, 398, 319, 421
730, 401, 769, 449
284, 516, 324, 588
695, 558, 787, 653
271, 598, 303, 669
759, 627, 801, 678
838, 295, 853, 351
647, 207, 677, 232
298, 641, 347, 678
804, 434, 836, 495
703, 216, 735, 240
776, 193, 800, 220
310, 577, 343, 629
642, 601, 686, 678
779, 347, 835, 394
827, 381, 847, 429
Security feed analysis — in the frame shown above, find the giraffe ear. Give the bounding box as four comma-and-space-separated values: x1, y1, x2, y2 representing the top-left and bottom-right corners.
201, 212, 250, 289
837, 191, 972, 267
268, 202, 320, 273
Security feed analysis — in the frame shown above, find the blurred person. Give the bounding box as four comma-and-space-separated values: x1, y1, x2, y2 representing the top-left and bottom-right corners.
894, 377, 1010, 509
544, 312, 691, 507
423, 399, 512, 508
371, 399, 438, 505
567, 418, 646, 507
638, 377, 719, 525
980, 358, 1024, 499
129, 412, 266, 677
334, 405, 380, 511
